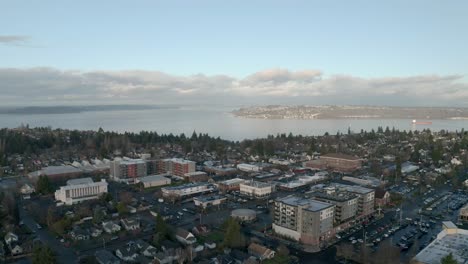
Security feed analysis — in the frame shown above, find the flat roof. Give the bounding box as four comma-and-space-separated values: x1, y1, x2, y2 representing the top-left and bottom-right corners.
333, 183, 374, 194
220, 178, 246, 185
241, 181, 272, 188
194, 195, 226, 202
321, 153, 360, 160
67, 177, 93, 185
138, 174, 170, 182
277, 196, 334, 212
413, 223, 468, 264
162, 158, 195, 165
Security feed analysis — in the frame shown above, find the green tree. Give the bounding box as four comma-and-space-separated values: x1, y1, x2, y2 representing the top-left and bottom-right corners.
36, 175, 54, 194
222, 218, 245, 249
116, 202, 128, 215
440, 253, 458, 264
32, 245, 56, 264
153, 215, 170, 246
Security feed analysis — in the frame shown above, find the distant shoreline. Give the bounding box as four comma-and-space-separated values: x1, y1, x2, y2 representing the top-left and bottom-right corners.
0, 104, 179, 115
232, 105, 468, 120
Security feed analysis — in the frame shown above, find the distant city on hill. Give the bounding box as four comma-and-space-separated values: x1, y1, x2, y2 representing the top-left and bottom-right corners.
232, 105, 468, 120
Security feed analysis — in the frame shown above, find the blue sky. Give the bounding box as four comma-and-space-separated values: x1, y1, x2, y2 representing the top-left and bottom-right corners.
1, 1, 468, 106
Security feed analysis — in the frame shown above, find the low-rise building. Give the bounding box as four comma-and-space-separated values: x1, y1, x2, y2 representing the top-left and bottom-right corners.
239, 181, 273, 199
95, 249, 121, 264
136, 174, 171, 188
102, 221, 121, 234
412, 222, 468, 264
193, 195, 227, 209
248, 243, 275, 261
175, 228, 196, 245
161, 183, 216, 199
183, 171, 208, 182
218, 178, 246, 192
231, 209, 257, 222
115, 245, 139, 262
237, 163, 264, 172
19, 183, 35, 199
320, 153, 362, 172
121, 218, 140, 231
54, 178, 108, 205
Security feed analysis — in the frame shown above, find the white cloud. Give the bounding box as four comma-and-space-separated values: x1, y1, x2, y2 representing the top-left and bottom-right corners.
0, 67, 466, 106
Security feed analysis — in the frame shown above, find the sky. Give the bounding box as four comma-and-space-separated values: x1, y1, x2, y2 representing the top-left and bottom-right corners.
1, 0, 468, 107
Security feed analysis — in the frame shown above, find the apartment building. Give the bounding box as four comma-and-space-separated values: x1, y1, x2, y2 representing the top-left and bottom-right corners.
55, 178, 108, 205
110, 159, 147, 183
158, 158, 196, 177
239, 181, 274, 199
312, 187, 359, 224
333, 184, 375, 218
273, 196, 335, 247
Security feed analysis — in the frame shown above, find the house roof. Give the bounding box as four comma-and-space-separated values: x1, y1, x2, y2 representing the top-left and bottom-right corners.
248, 243, 273, 257
374, 188, 388, 199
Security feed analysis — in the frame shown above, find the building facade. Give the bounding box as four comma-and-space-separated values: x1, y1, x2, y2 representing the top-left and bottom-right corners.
272, 196, 335, 248
158, 158, 196, 177
218, 178, 247, 192
136, 174, 171, 188
161, 183, 216, 199
110, 159, 147, 183
320, 154, 362, 172
239, 181, 273, 199
55, 178, 108, 205
312, 189, 358, 224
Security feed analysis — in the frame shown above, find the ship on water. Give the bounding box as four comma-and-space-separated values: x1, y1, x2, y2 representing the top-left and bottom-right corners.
412, 119, 432, 125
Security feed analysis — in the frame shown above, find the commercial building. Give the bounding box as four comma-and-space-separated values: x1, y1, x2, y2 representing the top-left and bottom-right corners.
158, 158, 196, 177
193, 195, 227, 209
231, 209, 257, 222
312, 187, 358, 224
412, 222, 468, 264
161, 183, 216, 199
218, 178, 247, 192
319, 154, 362, 172
110, 159, 147, 184
237, 163, 263, 172
239, 181, 274, 199
183, 171, 208, 182
273, 196, 335, 248
54, 178, 108, 205
28, 165, 83, 179
136, 174, 171, 188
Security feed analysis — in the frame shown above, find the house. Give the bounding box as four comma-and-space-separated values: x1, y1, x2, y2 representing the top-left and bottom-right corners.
20, 183, 35, 199
4, 232, 19, 245
91, 227, 103, 238
192, 225, 210, 235
247, 243, 275, 261
9, 243, 23, 255
154, 250, 178, 264
70, 226, 90, 241
374, 188, 391, 207
115, 244, 139, 262
175, 228, 196, 245
121, 218, 140, 231
102, 221, 121, 233
134, 239, 158, 258
204, 242, 216, 250
95, 249, 120, 264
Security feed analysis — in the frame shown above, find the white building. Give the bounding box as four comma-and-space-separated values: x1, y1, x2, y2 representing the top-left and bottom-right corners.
136, 174, 171, 188
161, 183, 216, 199
239, 181, 273, 199
54, 178, 108, 205
413, 222, 468, 264
237, 163, 262, 172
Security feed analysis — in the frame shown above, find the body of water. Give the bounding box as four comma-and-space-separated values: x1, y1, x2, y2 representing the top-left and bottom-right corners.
1, 106, 468, 141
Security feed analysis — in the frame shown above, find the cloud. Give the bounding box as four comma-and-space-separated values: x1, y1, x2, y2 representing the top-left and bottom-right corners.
0, 35, 30, 46
0, 67, 467, 106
